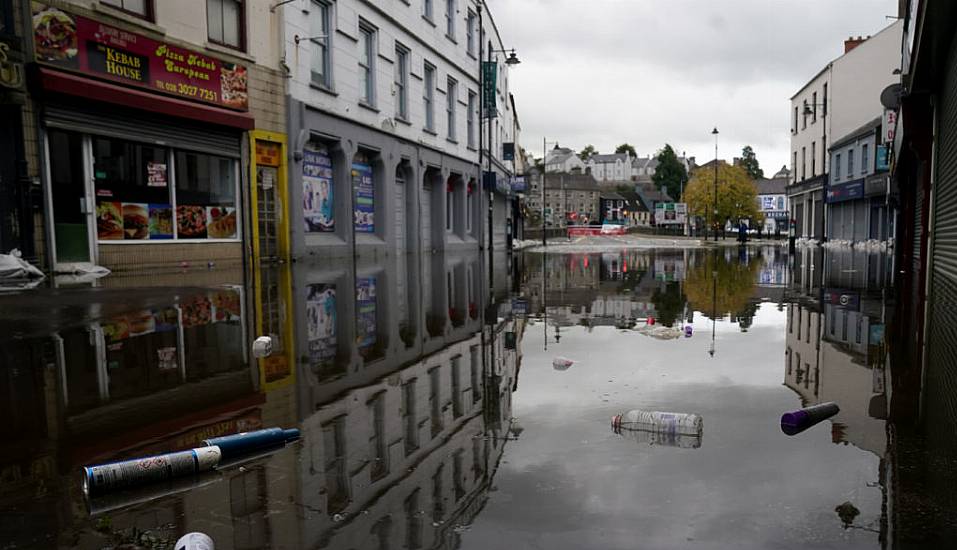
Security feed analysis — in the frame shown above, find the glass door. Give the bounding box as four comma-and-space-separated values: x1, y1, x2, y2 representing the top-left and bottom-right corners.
48, 129, 94, 265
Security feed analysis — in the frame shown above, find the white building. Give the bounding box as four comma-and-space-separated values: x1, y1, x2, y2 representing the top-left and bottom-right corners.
545, 146, 586, 173
755, 166, 790, 235
586, 153, 633, 182
788, 21, 902, 240
283, 0, 519, 258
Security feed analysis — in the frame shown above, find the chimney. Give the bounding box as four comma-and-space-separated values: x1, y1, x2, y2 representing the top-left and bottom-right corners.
844, 35, 867, 53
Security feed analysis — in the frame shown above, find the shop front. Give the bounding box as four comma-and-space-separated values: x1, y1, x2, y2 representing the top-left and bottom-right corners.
29, 3, 253, 272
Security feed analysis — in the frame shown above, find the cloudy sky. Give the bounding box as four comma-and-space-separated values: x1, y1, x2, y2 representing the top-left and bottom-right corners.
487, 0, 899, 172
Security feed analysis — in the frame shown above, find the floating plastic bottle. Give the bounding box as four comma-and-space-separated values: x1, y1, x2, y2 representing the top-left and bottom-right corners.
175, 532, 215, 550
552, 357, 575, 370
611, 409, 704, 448
203, 427, 300, 461
780, 402, 840, 436
83, 446, 221, 496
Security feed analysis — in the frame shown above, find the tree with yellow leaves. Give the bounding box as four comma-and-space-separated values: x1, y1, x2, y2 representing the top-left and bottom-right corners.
682, 163, 759, 232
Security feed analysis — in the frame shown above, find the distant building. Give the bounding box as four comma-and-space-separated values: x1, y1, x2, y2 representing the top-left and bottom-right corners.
527, 172, 600, 226
599, 191, 627, 223
826, 117, 892, 242
545, 146, 586, 173
587, 153, 633, 182
755, 167, 791, 235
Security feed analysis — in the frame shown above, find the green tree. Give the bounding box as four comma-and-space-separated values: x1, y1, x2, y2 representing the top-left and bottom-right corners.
740, 145, 764, 179
615, 143, 637, 157
652, 281, 686, 326
683, 163, 759, 231
684, 251, 761, 320
579, 144, 597, 161
652, 144, 689, 201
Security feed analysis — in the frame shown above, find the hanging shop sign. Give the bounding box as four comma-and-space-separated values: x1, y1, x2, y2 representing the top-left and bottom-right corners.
481, 61, 497, 118
511, 175, 527, 193
32, 2, 248, 110
502, 142, 515, 161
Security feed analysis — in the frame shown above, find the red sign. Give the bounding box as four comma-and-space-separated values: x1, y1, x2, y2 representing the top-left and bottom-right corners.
32, 2, 248, 111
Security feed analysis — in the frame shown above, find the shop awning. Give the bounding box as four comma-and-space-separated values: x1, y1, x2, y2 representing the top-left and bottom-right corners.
34, 67, 255, 131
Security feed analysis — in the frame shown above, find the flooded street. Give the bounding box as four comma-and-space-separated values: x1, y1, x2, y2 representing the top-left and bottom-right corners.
2, 244, 956, 549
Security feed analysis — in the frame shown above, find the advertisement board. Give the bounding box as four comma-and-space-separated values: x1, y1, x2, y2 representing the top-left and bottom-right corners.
32, 2, 247, 110
356, 277, 377, 349
352, 160, 375, 232
303, 145, 334, 232
306, 283, 337, 367
654, 202, 687, 225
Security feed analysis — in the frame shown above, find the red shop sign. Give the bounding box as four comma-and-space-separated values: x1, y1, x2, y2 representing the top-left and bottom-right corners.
32, 2, 248, 111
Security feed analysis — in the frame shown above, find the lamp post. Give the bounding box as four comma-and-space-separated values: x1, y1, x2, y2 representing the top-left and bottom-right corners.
542, 139, 560, 246
712, 127, 719, 242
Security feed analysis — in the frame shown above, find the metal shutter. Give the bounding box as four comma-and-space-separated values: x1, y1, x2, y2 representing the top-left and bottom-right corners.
924, 32, 957, 439
43, 103, 241, 158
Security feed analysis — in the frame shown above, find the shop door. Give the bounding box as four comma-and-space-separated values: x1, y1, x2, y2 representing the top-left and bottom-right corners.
48, 129, 94, 265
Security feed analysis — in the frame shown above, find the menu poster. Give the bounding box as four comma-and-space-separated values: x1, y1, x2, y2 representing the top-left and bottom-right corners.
147, 162, 167, 187
176, 205, 207, 239
352, 161, 374, 233
181, 295, 212, 328
211, 289, 241, 322
148, 203, 173, 239
355, 277, 377, 348
102, 317, 130, 343
306, 283, 337, 366
303, 145, 334, 232
121, 203, 149, 239
96, 201, 124, 240
128, 310, 156, 336
206, 206, 237, 239
32, 2, 248, 110
157, 346, 178, 371
154, 307, 178, 332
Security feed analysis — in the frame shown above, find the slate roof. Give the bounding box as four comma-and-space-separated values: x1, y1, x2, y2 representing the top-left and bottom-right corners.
589, 153, 631, 164
543, 173, 600, 191
755, 176, 789, 195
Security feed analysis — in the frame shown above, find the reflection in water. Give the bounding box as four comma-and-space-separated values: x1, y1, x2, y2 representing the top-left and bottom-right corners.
4, 244, 957, 547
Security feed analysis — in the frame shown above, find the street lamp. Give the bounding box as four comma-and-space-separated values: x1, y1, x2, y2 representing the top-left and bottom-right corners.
712, 127, 719, 242
542, 139, 560, 246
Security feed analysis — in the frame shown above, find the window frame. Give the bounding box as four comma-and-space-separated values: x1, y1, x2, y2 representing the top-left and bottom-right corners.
847, 148, 854, 178
466, 10, 476, 57
446, 77, 457, 141
445, 0, 455, 40
310, 0, 333, 89
394, 43, 410, 121
423, 0, 434, 21
358, 21, 377, 107
206, 0, 246, 52
862, 143, 869, 174
101, 0, 154, 21
467, 89, 476, 148
423, 62, 436, 132
835, 153, 842, 181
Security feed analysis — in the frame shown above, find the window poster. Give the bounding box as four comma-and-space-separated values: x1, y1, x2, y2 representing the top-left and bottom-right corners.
176, 205, 207, 239
303, 144, 334, 232
206, 206, 237, 239
96, 201, 124, 240
307, 283, 337, 366
353, 156, 374, 233
149, 203, 173, 239
147, 161, 167, 187
355, 277, 377, 349
122, 203, 149, 240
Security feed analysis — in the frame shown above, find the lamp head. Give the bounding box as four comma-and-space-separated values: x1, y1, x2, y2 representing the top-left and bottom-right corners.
505, 51, 521, 65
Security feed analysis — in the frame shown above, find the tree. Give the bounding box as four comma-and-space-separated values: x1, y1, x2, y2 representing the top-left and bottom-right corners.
615, 143, 637, 157
578, 144, 597, 161
533, 156, 544, 172
652, 144, 688, 201
683, 163, 759, 232
740, 145, 764, 179
684, 251, 761, 320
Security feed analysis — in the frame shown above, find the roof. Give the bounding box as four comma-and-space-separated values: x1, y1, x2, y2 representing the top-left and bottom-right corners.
589, 153, 630, 164
543, 173, 600, 191
635, 181, 673, 203
600, 191, 627, 200
830, 116, 882, 149
546, 151, 576, 165
755, 176, 789, 195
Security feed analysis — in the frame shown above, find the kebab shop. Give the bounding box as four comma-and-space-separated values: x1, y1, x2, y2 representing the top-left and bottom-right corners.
30, 3, 254, 271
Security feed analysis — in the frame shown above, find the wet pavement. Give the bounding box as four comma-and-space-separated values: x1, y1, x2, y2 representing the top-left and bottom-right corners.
2, 244, 957, 549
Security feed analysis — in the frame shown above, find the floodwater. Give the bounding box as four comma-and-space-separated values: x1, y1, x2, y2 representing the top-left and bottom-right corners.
2, 244, 956, 549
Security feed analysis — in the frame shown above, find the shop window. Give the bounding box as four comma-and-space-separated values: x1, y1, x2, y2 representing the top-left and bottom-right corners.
92, 137, 170, 241
207, 0, 245, 51
352, 151, 375, 233
175, 151, 238, 240
303, 142, 335, 233
101, 0, 153, 20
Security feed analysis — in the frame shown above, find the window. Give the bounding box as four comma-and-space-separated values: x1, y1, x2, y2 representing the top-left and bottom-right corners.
862, 143, 869, 174
102, 0, 152, 19
395, 45, 409, 120
403, 380, 418, 455
801, 146, 806, 180
423, 0, 433, 20
446, 180, 454, 232
466, 178, 473, 232
446, 77, 457, 141
793, 106, 798, 133
467, 90, 476, 148
359, 23, 376, 106
175, 151, 239, 239
821, 82, 827, 116
424, 63, 436, 131
811, 141, 816, 176
847, 149, 854, 178
802, 101, 807, 129
310, 1, 332, 88
446, 0, 455, 39
792, 151, 797, 183
835, 153, 842, 181
467, 10, 476, 56
207, 0, 244, 50
812, 91, 817, 122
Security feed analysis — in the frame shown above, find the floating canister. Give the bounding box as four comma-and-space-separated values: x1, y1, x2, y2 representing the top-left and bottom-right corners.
202, 427, 300, 461
83, 446, 221, 496
780, 402, 840, 436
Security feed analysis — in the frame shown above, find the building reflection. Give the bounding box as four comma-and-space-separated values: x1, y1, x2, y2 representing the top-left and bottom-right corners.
0, 248, 522, 549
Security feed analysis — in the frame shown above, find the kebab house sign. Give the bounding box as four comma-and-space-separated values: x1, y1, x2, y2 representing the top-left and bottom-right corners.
32, 2, 248, 110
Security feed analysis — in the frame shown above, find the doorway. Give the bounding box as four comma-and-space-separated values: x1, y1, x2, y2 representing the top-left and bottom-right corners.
47, 129, 93, 265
